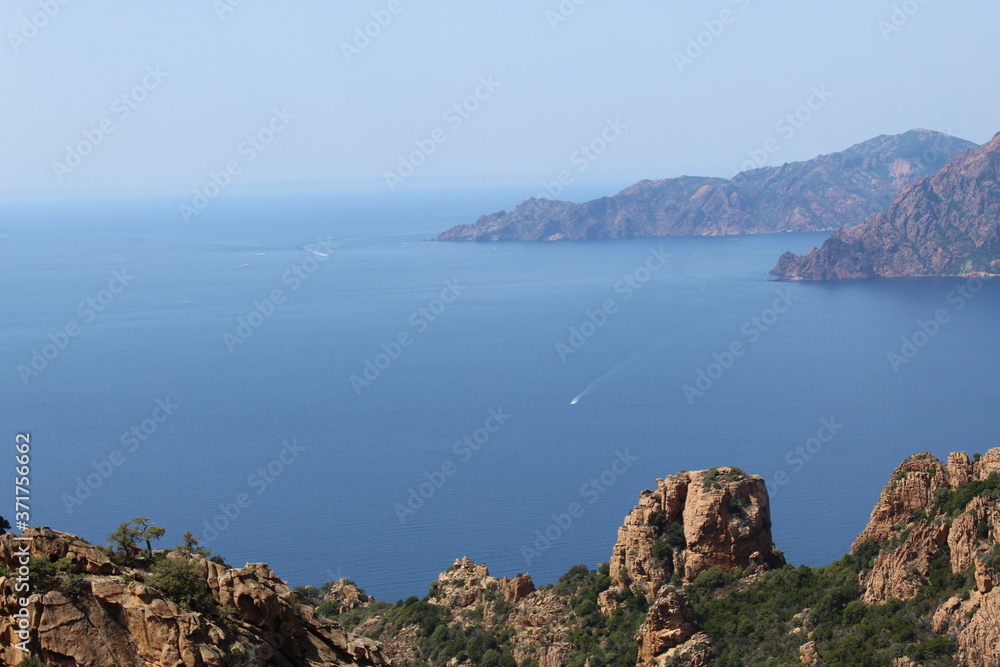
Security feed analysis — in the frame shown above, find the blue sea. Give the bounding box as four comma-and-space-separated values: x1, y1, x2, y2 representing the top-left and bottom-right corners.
4, 188, 999, 602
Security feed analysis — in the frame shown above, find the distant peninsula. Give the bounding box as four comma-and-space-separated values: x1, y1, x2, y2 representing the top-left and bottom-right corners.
437, 130, 975, 242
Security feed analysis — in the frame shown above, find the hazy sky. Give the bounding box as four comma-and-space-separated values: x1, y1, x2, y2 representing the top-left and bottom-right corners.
2, 1, 998, 199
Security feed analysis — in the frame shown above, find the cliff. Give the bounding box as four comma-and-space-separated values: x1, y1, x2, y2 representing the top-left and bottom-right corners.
6, 450, 1000, 666
607, 466, 785, 599
437, 130, 975, 242
324, 467, 785, 666
772, 132, 1000, 280
0, 528, 386, 667
850, 451, 1000, 666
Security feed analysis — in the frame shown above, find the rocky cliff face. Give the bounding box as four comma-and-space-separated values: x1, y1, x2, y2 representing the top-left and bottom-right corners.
773, 132, 1000, 280
8, 449, 1000, 666
438, 130, 974, 241
603, 467, 784, 665
847, 450, 1000, 666
0, 528, 387, 667
608, 466, 785, 600
320, 467, 783, 667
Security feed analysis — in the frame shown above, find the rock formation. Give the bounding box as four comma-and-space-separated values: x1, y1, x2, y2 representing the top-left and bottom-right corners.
609, 466, 785, 598
428, 557, 535, 609
438, 130, 974, 241
851, 449, 1000, 666
322, 579, 372, 615
8, 449, 1000, 666
0, 528, 387, 667
773, 131, 1000, 279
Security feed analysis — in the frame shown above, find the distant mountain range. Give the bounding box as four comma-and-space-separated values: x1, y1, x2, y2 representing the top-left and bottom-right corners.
773, 132, 1000, 280
437, 130, 976, 242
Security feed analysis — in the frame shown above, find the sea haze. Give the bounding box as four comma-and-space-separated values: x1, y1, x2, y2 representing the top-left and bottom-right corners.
4, 190, 999, 602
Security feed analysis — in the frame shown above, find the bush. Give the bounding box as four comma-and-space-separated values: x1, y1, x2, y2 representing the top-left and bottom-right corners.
662, 522, 686, 550
28, 557, 72, 592
145, 557, 214, 612
58, 573, 89, 601
933, 473, 1000, 515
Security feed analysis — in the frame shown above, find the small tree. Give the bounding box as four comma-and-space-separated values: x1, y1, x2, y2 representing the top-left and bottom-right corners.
134, 518, 166, 557
108, 521, 142, 560
176, 531, 211, 557
108, 517, 165, 560
0, 515, 10, 535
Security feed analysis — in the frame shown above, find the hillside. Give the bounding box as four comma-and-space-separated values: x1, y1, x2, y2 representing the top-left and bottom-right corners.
437, 130, 975, 242
773, 132, 1000, 280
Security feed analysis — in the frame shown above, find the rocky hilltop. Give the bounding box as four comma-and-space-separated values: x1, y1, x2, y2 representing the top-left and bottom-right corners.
773, 132, 1000, 280
324, 465, 783, 667
5, 451, 1000, 665
608, 467, 785, 596
437, 130, 974, 242
0, 529, 386, 667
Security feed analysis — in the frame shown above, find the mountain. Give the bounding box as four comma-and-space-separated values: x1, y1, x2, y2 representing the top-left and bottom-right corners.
772, 132, 1000, 280
7, 450, 1000, 665
436, 130, 976, 242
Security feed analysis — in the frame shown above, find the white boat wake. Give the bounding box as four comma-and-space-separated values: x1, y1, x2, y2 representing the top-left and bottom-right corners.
569, 349, 649, 405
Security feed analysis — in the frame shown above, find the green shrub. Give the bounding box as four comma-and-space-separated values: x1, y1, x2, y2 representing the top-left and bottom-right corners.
662, 521, 686, 549
933, 473, 1000, 515
145, 557, 213, 612
28, 556, 72, 592
58, 573, 89, 601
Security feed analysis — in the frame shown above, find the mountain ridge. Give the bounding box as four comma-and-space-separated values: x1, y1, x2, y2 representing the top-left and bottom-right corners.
772, 131, 1000, 280
437, 130, 977, 242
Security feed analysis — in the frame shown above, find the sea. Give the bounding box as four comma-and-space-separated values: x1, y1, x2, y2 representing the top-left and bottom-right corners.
3, 186, 999, 602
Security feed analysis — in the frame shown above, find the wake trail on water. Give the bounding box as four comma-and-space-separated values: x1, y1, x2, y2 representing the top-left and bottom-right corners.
569, 348, 652, 405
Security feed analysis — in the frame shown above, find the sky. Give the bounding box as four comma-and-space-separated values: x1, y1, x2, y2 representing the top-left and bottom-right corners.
1, 0, 998, 201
